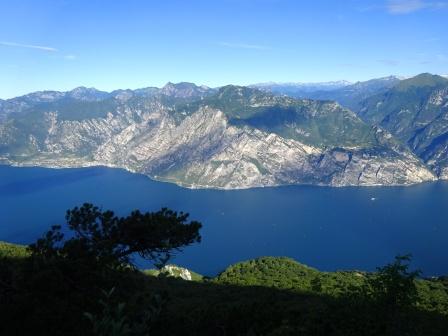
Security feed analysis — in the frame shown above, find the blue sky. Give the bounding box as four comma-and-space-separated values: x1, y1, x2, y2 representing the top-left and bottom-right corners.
0, 0, 447, 98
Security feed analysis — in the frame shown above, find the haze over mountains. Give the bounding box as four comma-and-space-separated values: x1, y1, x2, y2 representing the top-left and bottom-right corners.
1, 73, 447, 189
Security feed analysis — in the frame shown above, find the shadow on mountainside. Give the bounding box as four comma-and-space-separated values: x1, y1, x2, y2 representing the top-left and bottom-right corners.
1, 253, 447, 336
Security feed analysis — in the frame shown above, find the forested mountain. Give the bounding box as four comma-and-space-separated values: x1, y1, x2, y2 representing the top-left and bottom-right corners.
1, 241, 448, 335
357, 74, 448, 178
0, 80, 436, 189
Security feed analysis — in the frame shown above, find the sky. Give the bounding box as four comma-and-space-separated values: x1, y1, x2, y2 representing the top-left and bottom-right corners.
0, 0, 447, 98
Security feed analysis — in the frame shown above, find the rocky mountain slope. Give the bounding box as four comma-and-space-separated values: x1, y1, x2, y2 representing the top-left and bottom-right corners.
0, 80, 437, 189
357, 73, 448, 178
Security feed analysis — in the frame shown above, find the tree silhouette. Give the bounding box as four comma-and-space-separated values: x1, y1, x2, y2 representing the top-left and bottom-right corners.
368, 254, 421, 307
30, 203, 202, 269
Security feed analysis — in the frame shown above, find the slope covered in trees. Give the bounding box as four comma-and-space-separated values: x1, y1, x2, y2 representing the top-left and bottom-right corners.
1, 205, 447, 335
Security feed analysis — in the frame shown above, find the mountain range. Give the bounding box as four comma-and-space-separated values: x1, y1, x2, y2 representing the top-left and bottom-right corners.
1, 73, 447, 189
251, 76, 402, 111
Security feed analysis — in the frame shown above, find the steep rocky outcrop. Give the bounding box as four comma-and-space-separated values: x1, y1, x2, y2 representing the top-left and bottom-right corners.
358, 73, 448, 177
0, 81, 437, 189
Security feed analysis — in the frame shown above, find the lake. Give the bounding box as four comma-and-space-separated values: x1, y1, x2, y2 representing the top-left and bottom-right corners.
0, 165, 447, 276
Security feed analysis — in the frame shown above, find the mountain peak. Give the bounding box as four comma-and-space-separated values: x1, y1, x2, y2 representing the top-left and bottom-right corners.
161, 82, 214, 98
216, 85, 268, 102
162, 81, 199, 89
68, 86, 110, 101
70, 86, 98, 93
352, 75, 400, 85
395, 73, 448, 91
111, 89, 135, 102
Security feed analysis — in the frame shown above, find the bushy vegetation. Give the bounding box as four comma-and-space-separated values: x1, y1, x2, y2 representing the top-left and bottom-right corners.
0, 203, 202, 336
1, 204, 448, 335
214, 255, 448, 312
0, 241, 29, 259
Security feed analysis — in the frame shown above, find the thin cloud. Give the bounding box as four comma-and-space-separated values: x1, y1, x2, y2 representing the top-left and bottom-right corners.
217, 42, 269, 50
0, 41, 58, 52
386, 0, 448, 14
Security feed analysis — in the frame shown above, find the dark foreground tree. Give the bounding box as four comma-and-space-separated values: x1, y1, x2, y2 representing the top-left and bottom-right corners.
30, 203, 202, 269
368, 254, 421, 307
2, 212, 448, 336
0, 203, 202, 336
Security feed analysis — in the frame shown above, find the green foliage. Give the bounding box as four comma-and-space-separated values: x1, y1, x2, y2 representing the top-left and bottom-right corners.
366, 254, 421, 307
0, 203, 201, 336
1, 239, 448, 335
30, 203, 202, 269
0, 241, 29, 259
84, 288, 134, 336
1, 215, 448, 335
215, 256, 319, 290
416, 279, 448, 313
84, 287, 164, 336
358, 73, 448, 173
146, 256, 448, 336
196, 85, 378, 148
214, 257, 368, 298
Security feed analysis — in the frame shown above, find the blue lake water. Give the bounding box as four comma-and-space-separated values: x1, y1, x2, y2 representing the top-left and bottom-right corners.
0, 165, 447, 276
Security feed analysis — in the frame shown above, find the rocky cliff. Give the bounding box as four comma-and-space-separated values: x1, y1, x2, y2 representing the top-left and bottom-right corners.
0, 81, 437, 189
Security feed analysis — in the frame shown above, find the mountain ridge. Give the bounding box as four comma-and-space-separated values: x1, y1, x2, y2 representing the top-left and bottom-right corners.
357, 73, 448, 178
0, 74, 443, 189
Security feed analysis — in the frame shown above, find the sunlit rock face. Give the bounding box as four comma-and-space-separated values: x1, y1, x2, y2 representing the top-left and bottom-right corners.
0, 82, 438, 189
357, 74, 448, 179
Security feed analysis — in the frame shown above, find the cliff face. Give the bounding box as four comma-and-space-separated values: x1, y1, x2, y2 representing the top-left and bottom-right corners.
357, 74, 448, 178
0, 82, 436, 189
